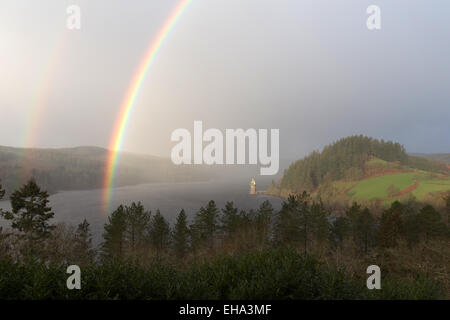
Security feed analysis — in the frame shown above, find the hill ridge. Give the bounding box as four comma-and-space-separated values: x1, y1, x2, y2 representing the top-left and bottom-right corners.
267, 136, 449, 207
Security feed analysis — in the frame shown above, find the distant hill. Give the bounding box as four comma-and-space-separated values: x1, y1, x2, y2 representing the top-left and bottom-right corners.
267, 136, 450, 207
0, 146, 209, 196
410, 153, 450, 164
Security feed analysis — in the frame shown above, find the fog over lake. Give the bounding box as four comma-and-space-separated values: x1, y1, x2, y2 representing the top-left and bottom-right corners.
0, 178, 283, 245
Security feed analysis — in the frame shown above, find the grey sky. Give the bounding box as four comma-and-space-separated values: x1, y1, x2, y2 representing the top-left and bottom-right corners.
0, 0, 449, 159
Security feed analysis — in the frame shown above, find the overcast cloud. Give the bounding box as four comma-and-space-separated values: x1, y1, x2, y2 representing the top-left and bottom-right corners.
0, 0, 449, 159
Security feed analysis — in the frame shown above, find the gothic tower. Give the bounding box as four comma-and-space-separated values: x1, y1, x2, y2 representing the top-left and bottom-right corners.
250, 178, 256, 195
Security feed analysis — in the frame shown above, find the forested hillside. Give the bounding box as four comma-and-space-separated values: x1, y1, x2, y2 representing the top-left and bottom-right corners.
271, 136, 449, 207
280, 136, 405, 190
0, 146, 209, 195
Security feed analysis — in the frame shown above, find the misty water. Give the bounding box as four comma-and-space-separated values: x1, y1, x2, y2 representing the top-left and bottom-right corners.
0, 178, 283, 245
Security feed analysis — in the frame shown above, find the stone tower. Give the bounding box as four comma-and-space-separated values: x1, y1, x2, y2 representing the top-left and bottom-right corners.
250, 178, 256, 195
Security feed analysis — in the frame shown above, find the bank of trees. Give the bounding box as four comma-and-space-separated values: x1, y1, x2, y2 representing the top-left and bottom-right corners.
1, 179, 448, 264
279, 136, 444, 192
99, 193, 449, 263
100, 199, 275, 260
0, 179, 94, 264
0, 179, 449, 299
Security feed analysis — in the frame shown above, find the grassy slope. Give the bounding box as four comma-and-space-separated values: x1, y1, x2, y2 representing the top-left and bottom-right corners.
325, 158, 449, 206
347, 173, 416, 199
268, 156, 450, 207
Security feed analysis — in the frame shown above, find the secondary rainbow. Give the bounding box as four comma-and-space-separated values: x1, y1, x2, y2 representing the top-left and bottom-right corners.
21, 30, 69, 149
103, 0, 192, 210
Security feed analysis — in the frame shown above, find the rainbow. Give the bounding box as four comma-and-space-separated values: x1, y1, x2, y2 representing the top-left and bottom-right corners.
103, 0, 192, 211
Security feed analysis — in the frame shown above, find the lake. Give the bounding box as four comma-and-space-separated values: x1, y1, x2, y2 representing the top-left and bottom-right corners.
0, 178, 283, 245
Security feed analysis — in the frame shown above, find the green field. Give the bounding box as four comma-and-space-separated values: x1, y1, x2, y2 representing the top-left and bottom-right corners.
347, 173, 417, 199
336, 171, 449, 203
412, 179, 450, 198
274, 151, 450, 206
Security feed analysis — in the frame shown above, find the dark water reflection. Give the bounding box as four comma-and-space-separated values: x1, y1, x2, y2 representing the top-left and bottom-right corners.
0, 180, 283, 245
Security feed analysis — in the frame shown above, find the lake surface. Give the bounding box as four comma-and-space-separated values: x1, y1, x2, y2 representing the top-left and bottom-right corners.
0, 179, 283, 245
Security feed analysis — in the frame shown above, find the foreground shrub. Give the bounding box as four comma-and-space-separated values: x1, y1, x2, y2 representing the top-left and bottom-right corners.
0, 249, 443, 300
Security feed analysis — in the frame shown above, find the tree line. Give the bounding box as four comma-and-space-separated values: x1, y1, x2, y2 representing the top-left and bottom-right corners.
279, 135, 443, 192
1, 179, 448, 265
0, 146, 209, 197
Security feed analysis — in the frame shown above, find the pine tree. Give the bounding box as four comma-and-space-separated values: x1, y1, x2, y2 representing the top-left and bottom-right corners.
330, 216, 351, 248
1, 179, 55, 256
355, 208, 376, 254
0, 226, 8, 259
148, 209, 171, 257
191, 200, 219, 251
255, 200, 274, 245
346, 203, 376, 253
102, 205, 127, 258
274, 191, 322, 254
379, 201, 404, 248
274, 194, 302, 246
74, 219, 95, 265
401, 205, 421, 247
172, 209, 189, 259
220, 201, 240, 240
124, 202, 151, 256
416, 205, 446, 243
0, 180, 4, 231
0, 179, 5, 200
189, 221, 201, 255
310, 199, 330, 247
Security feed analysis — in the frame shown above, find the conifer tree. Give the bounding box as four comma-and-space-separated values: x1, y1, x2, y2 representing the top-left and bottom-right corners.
0, 179, 5, 200
124, 201, 151, 256
330, 216, 351, 248
355, 208, 376, 254
416, 205, 446, 243
1, 179, 55, 255
189, 221, 201, 255
274, 194, 302, 246
102, 205, 127, 258
274, 192, 323, 254
0, 180, 4, 233
220, 201, 240, 239
0, 181, 9, 259
172, 209, 189, 259
255, 200, 274, 245
74, 219, 95, 265
148, 209, 171, 257
346, 203, 376, 253
310, 199, 330, 247
401, 206, 421, 247
0, 226, 8, 259
191, 200, 219, 250
379, 201, 404, 248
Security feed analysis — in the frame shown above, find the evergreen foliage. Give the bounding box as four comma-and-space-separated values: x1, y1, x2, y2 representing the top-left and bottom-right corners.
0, 179, 5, 200
190, 200, 219, 251
148, 209, 171, 256
0, 249, 443, 300
0, 179, 55, 241
0, 179, 448, 299
280, 136, 410, 191
172, 209, 190, 259
73, 219, 95, 266
102, 205, 127, 258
